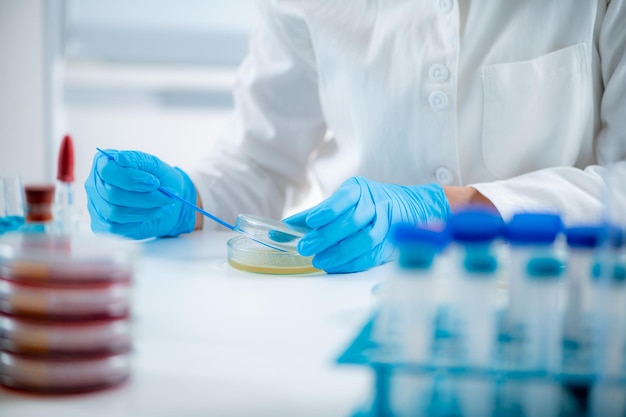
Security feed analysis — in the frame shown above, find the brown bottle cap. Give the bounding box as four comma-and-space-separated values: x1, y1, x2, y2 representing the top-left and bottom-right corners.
24, 185, 56, 204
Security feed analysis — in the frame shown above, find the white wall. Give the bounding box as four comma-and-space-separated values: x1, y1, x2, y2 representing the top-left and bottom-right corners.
0, 0, 50, 183
0, 1, 315, 224
0, 0, 248, 223
64, 64, 236, 222
64, 0, 255, 66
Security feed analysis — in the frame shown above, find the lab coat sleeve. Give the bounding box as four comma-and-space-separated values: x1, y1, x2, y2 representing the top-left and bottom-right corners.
186, 0, 327, 229
470, 1, 626, 226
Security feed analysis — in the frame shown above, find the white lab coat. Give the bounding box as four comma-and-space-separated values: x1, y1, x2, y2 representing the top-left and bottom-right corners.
188, 0, 626, 228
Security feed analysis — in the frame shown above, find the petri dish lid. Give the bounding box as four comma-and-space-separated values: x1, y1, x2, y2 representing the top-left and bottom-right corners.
0, 232, 138, 284
234, 214, 309, 252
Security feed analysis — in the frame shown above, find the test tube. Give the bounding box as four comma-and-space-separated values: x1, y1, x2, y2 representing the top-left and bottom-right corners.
506, 214, 563, 415
587, 228, 626, 417
588, 232, 626, 377
54, 135, 79, 235
373, 223, 449, 365
525, 255, 564, 374
0, 176, 25, 234
501, 213, 563, 373
562, 226, 606, 378
445, 208, 504, 370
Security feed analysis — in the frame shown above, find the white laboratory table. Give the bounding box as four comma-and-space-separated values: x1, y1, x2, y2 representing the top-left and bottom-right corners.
0, 231, 385, 417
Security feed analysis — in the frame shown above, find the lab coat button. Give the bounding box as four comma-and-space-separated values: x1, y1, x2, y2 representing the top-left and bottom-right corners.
429, 90, 449, 111
435, 167, 454, 185
438, 0, 454, 14
429, 63, 450, 83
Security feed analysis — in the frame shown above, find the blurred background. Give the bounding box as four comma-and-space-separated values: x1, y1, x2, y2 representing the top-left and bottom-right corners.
0, 0, 256, 222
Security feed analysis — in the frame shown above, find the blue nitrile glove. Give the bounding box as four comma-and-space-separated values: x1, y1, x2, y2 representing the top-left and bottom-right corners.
283, 176, 450, 273
85, 149, 197, 239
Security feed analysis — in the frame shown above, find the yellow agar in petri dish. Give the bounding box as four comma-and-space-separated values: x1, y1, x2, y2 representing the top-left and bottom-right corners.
227, 236, 320, 275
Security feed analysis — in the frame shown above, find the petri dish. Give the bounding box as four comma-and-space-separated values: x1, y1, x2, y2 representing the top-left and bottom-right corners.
0, 349, 131, 393
0, 279, 131, 320
0, 232, 136, 285
227, 235, 321, 275
234, 213, 309, 252
0, 313, 131, 356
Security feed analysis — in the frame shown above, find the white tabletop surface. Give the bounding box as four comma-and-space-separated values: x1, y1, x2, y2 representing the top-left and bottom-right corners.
0, 231, 386, 417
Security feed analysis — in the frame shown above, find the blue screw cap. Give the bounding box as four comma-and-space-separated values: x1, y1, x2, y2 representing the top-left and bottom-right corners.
391, 224, 450, 269
505, 212, 563, 245
565, 226, 605, 248
391, 223, 450, 247
447, 207, 504, 243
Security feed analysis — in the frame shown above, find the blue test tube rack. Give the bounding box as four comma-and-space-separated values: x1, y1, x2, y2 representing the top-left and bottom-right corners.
337, 211, 626, 417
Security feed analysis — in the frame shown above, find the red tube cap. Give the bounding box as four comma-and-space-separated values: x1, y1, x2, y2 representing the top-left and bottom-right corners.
57, 135, 75, 183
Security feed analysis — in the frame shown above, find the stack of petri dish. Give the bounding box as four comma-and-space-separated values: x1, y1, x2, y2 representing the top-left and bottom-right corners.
0, 232, 136, 393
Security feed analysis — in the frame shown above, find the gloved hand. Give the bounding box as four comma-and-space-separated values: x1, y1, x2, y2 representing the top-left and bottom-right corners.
283, 176, 450, 273
85, 149, 197, 239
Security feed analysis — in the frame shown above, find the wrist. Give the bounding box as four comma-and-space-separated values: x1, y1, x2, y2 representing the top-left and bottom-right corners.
195, 190, 203, 230
443, 186, 498, 213
167, 167, 197, 236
